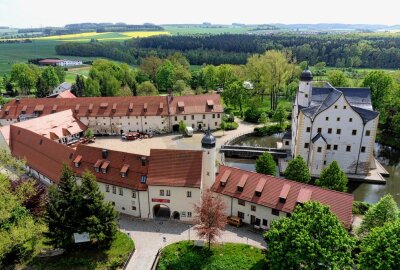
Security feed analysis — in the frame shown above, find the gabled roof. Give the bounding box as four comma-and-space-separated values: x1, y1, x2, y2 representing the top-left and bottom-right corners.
147, 149, 203, 188
301, 85, 378, 124
0, 94, 223, 120
10, 125, 75, 182
72, 145, 149, 190
212, 166, 353, 229
311, 133, 327, 143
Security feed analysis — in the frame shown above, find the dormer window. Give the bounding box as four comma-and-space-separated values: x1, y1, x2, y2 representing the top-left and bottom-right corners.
237, 174, 248, 192
143, 103, 148, 113
75, 104, 80, 113
220, 170, 231, 187
88, 104, 93, 113
120, 164, 129, 178
94, 159, 102, 173
101, 161, 110, 174
206, 99, 214, 109
129, 103, 133, 112
73, 155, 82, 168
255, 178, 266, 197
178, 101, 185, 111
100, 103, 108, 109
21, 105, 27, 114
112, 103, 117, 113
141, 157, 147, 166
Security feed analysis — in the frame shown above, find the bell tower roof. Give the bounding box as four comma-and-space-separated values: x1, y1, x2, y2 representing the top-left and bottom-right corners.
201, 127, 216, 148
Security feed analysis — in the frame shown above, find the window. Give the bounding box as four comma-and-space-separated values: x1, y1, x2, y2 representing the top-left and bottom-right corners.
132, 191, 136, 198
121, 172, 126, 178
349, 118, 353, 122
324, 160, 327, 165
119, 188, 123, 196
174, 116, 177, 121
132, 206, 137, 211
238, 199, 245, 206
305, 93, 308, 98
217, 114, 220, 118
215, 122, 217, 126
160, 190, 164, 196
191, 115, 194, 120
285, 141, 289, 146
262, 219, 268, 226
112, 186, 116, 194
366, 130, 371, 136
317, 127, 322, 133
106, 185, 110, 192
328, 128, 332, 134
352, 130, 357, 135
187, 191, 192, 197
272, 209, 279, 216
306, 127, 311, 132
333, 145, 338, 150
238, 211, 244, 219
334, 105, 338, 109
184, 116, 186, 120
327, 144, 331, 150
346, 145, 351, 152
337, 117, 341, 121
304, 143, 309, 148
343, 105, 347, 109
111, 201, 115, 206
75, 162, 80, 168
102, 168, 107, 174
317, 147, 322, 153
166, 190, 171, 196
140, 175, 147, 183
203, 114, 205, 119
251, 205, 256, 211
325, 117, 329, 121
337, 129, 341, 135
187, 212, 192, 217
212, 114, 215, 118
286, 213, 291, 217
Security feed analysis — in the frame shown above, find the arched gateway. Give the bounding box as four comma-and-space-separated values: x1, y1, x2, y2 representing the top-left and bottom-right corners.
153, 204, 171, 219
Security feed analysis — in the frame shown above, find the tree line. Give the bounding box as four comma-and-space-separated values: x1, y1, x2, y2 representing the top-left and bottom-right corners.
56, 33, 400, 68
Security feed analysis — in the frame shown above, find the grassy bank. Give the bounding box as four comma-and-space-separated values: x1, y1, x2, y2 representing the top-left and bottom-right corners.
157, 241, 266, 270
27, 231, 134, 270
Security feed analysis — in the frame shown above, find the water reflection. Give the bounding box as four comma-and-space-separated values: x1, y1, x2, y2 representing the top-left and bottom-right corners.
228, 135, 400, 206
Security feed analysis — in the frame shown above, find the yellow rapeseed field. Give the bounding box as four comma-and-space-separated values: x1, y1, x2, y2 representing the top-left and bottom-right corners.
121, 31, 169, 38
36, 32, 103, 40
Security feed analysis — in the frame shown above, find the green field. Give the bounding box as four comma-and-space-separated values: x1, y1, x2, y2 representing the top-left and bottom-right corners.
163, 25, 255, 35
0, 40, 97, 75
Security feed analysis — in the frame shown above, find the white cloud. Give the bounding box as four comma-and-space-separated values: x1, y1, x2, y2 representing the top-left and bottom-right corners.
0, 0, 399, 27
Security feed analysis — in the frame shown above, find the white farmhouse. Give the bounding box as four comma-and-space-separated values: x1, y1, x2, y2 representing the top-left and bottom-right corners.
282, 69, 380, 178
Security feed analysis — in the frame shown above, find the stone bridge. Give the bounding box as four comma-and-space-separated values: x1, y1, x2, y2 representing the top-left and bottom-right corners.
220, 145, 288, 159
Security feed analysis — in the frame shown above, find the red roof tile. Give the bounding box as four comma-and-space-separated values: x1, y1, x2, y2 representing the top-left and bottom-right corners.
10, 125, 75, 182
212, 166, 353, 229
72, 145, 149, 190
297, 188, 312, 203
0, 94, 223, 120
147, 149, 203, 187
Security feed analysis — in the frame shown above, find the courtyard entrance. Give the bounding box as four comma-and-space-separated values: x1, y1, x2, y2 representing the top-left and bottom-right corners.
153, 204, 171, 219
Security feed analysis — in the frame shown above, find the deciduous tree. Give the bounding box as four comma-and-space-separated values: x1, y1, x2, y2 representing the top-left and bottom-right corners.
178, 120, 186, 135
358, 220, 400, 270
139, 56, 163, 82
327, 70, 350, 87
362, 70, 394, 110
156, 60, 175, 92
10, 63, 40, 95
272, 105, 288, 128
137, 81, 158, 96
194, 189, 227, 250
264, 201, 354, 270
255, 152, 276, 176
84, 78, 101, 97
357, 194, 399, 238
284, 155, 311, 183
315, 161, 348, 192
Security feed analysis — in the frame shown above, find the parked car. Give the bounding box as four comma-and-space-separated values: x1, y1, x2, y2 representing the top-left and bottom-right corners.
227, 216, 242, 227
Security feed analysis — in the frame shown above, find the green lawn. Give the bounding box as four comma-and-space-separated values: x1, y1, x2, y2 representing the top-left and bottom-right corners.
157, 241, 266, 270
27, 231, 134, 270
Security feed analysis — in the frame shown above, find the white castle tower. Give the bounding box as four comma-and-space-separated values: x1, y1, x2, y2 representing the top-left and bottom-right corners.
201, 127, 216, 191
297, 67, 313, 107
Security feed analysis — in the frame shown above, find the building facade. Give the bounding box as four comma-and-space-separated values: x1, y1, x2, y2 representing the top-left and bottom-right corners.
0, 94, 223, 134
284, 69, 379, 177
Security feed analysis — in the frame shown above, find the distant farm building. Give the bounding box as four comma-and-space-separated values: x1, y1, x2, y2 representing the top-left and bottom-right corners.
38, 59, 83, 67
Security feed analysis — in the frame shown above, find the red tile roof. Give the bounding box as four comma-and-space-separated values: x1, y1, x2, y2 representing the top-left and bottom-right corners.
212, 166, 353, 229
168, 94, 223, 115
10, 125, 75, 182
147, 149, 203, 187
0, 94, 222, 120
72, 145, 149, 190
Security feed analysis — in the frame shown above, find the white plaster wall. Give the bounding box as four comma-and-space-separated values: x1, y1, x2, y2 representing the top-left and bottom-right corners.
147, 186, 200, 221
171, 113, 222, 130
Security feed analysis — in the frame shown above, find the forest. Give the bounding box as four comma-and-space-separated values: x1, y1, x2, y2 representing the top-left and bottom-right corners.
56, 33, 400, 68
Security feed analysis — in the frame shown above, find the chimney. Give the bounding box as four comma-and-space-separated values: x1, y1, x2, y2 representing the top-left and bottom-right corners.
102, 149, 108, 159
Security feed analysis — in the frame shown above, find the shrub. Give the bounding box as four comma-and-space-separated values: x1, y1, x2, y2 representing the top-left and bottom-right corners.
254, 124, 285, 136
223, 121, 238, 130
223, 114, 235, 123
352, 201, 372, 215
244, 107, 262, 123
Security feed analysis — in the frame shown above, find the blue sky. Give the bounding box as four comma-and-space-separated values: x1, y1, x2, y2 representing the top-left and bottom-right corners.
0, 0, 399, 28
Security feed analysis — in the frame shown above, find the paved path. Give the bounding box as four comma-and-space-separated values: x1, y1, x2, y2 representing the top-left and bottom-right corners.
119, 215, 266, 270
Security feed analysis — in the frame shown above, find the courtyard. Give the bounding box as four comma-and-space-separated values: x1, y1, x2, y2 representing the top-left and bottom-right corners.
119, 215, 267, 270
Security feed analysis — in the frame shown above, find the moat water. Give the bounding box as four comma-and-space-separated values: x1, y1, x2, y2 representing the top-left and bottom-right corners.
225, 135, 400, 206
